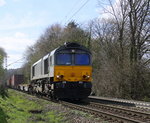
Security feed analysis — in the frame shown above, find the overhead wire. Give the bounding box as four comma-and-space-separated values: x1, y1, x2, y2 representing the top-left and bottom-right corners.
64, 0, 90, 25
6, 57, 25, 68
61, 0, 84, 24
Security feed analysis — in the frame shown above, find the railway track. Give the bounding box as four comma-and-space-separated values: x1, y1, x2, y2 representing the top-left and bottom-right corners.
88, 102, 150, 122
11, 89, 150, 122
61, 101, 149, 123
89, 96, 150, 110
33, 96, 150, 122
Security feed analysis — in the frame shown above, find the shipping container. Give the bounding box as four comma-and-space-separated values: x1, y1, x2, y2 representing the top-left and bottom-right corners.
8, 74, 24, 87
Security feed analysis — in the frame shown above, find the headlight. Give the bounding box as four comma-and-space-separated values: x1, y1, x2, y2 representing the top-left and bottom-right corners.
83, 75, 90, 80
56, 75, 64, 79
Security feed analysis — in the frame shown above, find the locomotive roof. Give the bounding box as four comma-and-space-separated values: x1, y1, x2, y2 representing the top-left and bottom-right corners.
32, 42, 91, 67
55, 42, 91, 53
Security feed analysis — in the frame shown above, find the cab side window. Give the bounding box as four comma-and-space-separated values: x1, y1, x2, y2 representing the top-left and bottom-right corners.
44, 58, 48, 74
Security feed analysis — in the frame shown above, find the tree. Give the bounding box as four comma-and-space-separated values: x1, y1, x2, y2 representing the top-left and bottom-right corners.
0, 47, 7, 97
91, 18, 130, 98
95, 0, 150, 99
0, 47, 6, 83
127, 0, 150, 99
62, 21, 90, 47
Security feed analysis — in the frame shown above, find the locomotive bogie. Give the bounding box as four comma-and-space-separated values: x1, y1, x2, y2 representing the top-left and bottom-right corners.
18, 84, 29, 92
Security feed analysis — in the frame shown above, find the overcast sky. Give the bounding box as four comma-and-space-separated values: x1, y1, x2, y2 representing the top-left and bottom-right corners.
0, 0, 102, 69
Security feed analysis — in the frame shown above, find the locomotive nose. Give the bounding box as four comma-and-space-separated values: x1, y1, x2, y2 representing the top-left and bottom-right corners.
54, 66, 92, 82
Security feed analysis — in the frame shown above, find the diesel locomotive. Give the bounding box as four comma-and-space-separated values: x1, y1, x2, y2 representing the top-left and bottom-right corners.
29, 42, 92, 100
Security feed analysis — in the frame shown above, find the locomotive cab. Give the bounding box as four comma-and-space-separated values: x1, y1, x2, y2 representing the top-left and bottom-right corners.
53, 42, 92, 99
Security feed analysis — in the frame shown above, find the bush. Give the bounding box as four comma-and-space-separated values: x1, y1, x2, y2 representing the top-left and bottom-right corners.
0, 85, 8, 98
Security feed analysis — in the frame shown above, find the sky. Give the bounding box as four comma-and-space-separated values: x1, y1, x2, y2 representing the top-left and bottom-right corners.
0, 0, 101, 69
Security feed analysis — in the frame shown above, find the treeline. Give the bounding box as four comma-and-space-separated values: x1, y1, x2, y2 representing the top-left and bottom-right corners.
23, 0, 150, 101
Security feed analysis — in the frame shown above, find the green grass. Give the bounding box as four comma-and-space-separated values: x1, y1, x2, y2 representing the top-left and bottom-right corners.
0, 89, 65, 123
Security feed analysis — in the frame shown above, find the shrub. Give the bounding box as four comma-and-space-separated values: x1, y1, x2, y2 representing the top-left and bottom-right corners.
0, 85, 8, 98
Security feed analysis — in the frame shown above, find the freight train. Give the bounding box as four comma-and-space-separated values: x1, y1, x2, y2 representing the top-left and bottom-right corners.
8, 42, 92, 100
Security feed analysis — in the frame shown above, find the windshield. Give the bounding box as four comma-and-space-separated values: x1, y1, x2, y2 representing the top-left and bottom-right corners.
56, 54, 72, 65
75, 54, 90, 65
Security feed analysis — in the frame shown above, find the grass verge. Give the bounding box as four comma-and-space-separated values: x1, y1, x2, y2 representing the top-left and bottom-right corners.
0, 89, 65, 123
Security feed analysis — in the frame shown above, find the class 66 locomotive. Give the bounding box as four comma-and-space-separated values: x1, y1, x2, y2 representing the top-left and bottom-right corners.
30, 42, 92, 100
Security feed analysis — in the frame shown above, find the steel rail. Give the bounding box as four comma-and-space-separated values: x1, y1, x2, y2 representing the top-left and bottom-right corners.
89, 96, 150, 110
89, 102, 150, 122
61, 101, 145, 123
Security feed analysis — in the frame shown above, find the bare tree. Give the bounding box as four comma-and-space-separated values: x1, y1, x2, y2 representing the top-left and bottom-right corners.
127, 0, 150, 99
95, 0, 150, 99
128, 0, 149, 63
